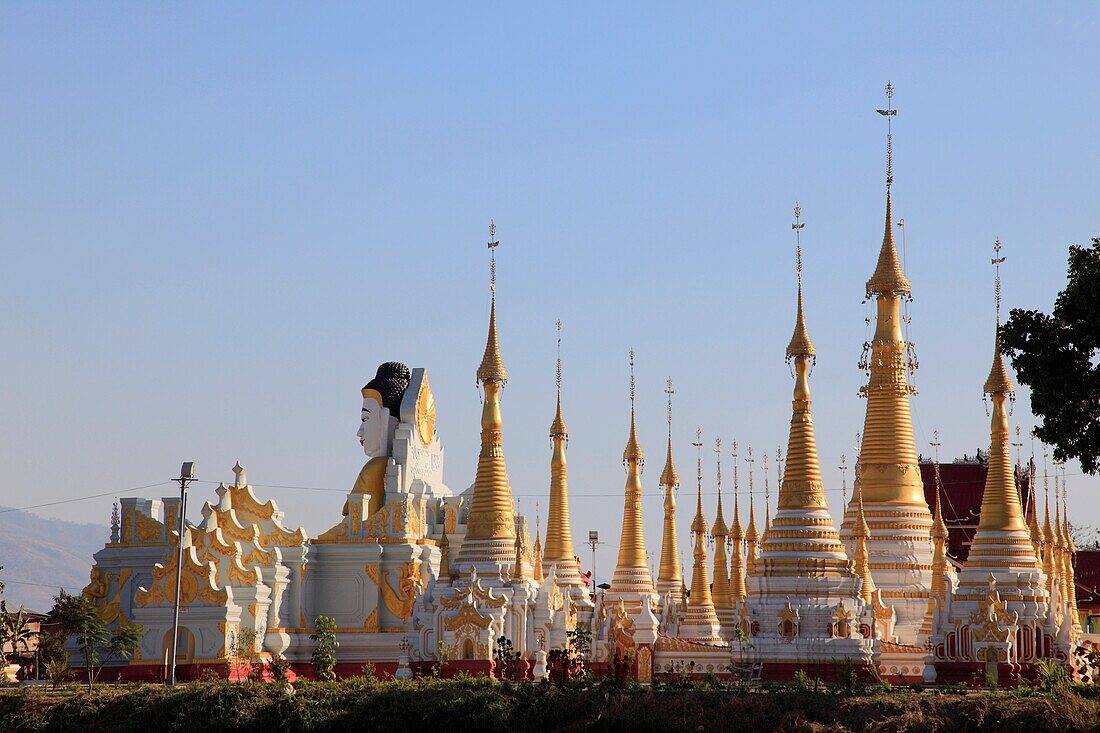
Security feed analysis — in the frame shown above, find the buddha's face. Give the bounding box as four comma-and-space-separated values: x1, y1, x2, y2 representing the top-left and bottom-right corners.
357, 390, 391, 458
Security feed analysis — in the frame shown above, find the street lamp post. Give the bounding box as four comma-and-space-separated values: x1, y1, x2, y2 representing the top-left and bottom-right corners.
168, 461, 195, 686
587, 530, 603, 601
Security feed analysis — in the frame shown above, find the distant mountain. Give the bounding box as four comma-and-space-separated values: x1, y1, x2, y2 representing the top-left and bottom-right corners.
0, 508, 107, 613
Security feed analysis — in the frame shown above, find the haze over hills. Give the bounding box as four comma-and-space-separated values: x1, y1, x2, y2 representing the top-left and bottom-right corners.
0, 508, 106, 612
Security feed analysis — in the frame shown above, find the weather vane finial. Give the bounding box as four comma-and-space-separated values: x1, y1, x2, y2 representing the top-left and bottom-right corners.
877, 81, 897, 190
731, 440, 739, 495
762, 452, 770, 515
992, 238, 1005, 325
792, 202, 805, 284
555, 319, 563, 393
747, 444, 755, 498
715, 436, 723, 489
839, 453, 848, 504
665, 377, 674, 437
487, 219, 500, 295
693, 428, 703, 494
628, 348, 636, 407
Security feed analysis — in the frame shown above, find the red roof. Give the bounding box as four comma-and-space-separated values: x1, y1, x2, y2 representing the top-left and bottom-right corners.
919, 457, 1035, 564
1074, 550, 1100, 612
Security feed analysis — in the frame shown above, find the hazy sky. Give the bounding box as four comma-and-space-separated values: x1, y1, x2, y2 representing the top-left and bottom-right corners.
2, 4, 1098, 582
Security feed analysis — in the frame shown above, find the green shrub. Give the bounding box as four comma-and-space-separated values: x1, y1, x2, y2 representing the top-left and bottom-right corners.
1037, 658, 1070, 693
309, 616, 339, 681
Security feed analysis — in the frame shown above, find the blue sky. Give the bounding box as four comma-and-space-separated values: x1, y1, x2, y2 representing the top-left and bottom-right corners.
1, 4, 1098, 581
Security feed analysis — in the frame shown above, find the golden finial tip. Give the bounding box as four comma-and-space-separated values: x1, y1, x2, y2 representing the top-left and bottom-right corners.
866, 192, 912, 295
550, 320, 567, 436
786, 276, 817, 358
660, 378, 678, 486
983, 335, 1014, 396
623, 350, 644, 462
477, 295, 509, 384
985, 240, 1013, 395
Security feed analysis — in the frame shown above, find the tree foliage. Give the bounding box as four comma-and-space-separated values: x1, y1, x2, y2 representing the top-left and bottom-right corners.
1, 601, 35, 674
53, 590, 143, 690
1001, 238, 1100, 473
309, 615, 339, 681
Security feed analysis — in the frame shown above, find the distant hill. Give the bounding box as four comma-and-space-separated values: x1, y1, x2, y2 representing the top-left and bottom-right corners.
0, 508, 107, 613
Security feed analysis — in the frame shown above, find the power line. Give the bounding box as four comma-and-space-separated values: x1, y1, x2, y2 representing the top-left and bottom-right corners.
1, 467, 1089, 517
0, 481, 172, 516
1, 578, 78, 590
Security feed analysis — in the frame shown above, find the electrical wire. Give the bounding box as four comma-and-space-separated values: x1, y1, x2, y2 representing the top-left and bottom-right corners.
0, 481, 172, 516
0, 468, 1089, 515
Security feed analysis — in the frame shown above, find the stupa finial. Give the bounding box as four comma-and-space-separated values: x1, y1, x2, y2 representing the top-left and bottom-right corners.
787, 202, 816, 360
660, 377, 679, 487
623, 349, 643, 463
477, 220, 508, 385
550, 320, 567, 437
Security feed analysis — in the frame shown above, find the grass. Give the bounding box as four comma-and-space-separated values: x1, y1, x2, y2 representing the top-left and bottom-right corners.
2, 679, 1099, 732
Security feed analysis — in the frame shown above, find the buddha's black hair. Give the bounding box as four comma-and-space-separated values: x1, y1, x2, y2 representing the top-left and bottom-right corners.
364, 361, 411, 415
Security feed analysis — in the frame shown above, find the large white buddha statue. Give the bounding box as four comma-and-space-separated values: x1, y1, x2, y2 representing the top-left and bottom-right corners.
350, 361, 412, 517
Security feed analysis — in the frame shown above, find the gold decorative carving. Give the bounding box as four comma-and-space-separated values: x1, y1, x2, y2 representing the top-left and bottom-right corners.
136, 551, 228, 608
83, 567, 108, 603
969, 578, 1017, 643
227, 561, 259, 587
610, 600, 636, 651
777, 601, 799, 638
316, 518, 349, 543
134, 511, 164, 542
416, 376, 437, 446
444, 603, 493, 631
363, 608, 379, 632
381, 561, 423, 623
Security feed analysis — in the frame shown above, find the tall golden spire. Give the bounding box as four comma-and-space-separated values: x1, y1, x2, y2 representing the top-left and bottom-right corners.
780, 206, 825, 510
850, 83, 931, 636
1061, 466, 1080, 622
477, 221, 508, 385
533, 526, 544, 582
867, 82, 911, 296
920, 431, 953, 637
609, 349, 655, 597
857, 82, 923, 505
512, 533, 528, 584
689, 430, 714, 608
973, 240, 1027, 537
762, 453, 772, 537
959, 240, 1045, 602
1041, 448, 1058, 595
438, 528, 452, 583
853, 480, 874, 605
711, 437, 733, 610
459, 222, 518, 571
543, 320, 582, 585
681, 429, 722, 641
656, 378, 684, 602
729, 441, 747, 603
930, 466, 950, 595
744, 446, 759, 576
759, 204, 856, 593
660, 378, 681, 487
1027, 447, 1043, 557
1054, 471, 1070, 606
